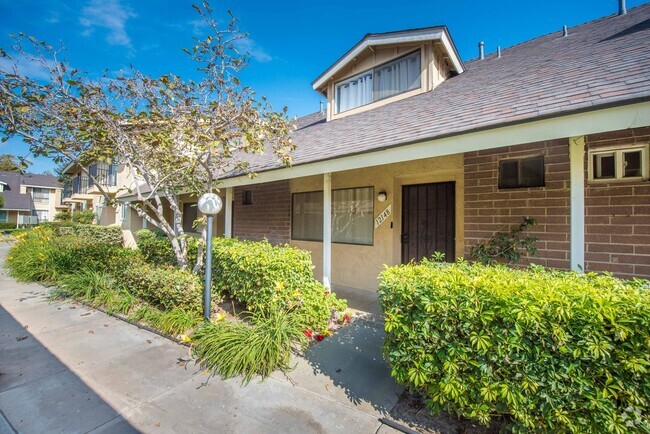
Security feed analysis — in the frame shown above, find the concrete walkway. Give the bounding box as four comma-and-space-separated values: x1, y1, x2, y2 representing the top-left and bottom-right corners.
0, 244, 403, 434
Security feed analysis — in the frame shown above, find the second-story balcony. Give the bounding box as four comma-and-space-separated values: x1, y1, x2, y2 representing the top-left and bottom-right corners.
88, 163, 118, 193
72, 176, 90, 195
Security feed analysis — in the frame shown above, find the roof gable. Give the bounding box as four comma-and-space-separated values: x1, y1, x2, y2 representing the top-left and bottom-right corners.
312, 26, 464, 92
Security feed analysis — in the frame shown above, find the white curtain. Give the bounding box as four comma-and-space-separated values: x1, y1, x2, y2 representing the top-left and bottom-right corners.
332, 187, 373, 245
336, 72, 372, 113
373, 52, 421, 101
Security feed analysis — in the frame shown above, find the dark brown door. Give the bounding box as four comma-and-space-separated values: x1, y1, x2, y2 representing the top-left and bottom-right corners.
401, 182, 455, 263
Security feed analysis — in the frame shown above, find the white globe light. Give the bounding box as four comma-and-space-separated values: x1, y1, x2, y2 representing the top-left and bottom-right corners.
198, 193, 223, 215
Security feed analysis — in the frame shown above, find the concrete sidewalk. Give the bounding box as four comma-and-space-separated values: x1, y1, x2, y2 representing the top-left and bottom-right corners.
0, 244, 402, 434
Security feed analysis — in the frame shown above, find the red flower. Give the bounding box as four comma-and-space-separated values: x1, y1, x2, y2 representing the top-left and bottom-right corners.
315, 334, 325, 342
344, 314, 351, 323
304, 330, 313, 338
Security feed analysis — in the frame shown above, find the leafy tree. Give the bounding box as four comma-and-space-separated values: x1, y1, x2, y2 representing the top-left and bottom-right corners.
0, 2, 294, 269
0, 154, 23, 172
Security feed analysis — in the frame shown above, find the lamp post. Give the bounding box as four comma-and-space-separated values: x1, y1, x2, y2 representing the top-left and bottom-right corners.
198, 192, 223, 321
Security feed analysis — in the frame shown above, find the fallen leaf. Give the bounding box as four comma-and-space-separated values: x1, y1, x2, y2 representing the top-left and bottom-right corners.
16, 335, 28, 341
88, 330, 94, 334
23, 325, 29, 329
147, 339, 152, 344
81, 312, 91, 316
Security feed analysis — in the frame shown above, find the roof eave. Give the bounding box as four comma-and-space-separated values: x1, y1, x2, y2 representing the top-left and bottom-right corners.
312, 27, 465, 91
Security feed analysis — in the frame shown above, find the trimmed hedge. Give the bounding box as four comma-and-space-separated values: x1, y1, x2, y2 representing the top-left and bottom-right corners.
116, 263, 203, 313
136, 232, 347, 329
212, 238, 346, 330
0, 222, 15, 230
42, 222, 123, 246
379, 260, 650, 433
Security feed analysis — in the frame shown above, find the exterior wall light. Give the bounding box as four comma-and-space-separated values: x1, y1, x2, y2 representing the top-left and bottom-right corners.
198, 192, 223, 321
377, 192, 388, 202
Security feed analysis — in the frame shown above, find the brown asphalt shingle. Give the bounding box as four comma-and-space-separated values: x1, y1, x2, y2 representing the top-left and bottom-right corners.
242, 5, 650, 176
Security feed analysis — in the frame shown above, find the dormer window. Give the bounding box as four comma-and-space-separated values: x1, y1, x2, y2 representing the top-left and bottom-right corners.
335, 51, 421, 113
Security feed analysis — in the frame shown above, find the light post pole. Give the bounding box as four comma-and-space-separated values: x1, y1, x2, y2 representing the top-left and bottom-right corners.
197, 192, 223, 322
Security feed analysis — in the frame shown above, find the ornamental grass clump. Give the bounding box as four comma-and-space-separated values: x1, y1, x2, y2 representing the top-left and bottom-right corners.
379, 259, 650, 433
191, 306, 308, 384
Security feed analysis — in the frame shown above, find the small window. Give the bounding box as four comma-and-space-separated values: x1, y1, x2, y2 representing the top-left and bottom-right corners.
335, 51, 421, 113
121, 205, 127, 221
182, 202, 198, 233
589, 145, 649, 182
498, 156, 545, 189
0, 210, 7, 222
242, 190, 253, 205
291, 187, 374, 245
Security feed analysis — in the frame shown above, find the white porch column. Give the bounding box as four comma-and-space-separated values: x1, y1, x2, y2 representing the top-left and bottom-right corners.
224, 187, 233, 238
569, 136, 585, 271
323, 173, 332, 291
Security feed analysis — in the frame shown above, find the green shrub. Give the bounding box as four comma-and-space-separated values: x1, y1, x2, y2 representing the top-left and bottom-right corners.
135, 229, 199, 266
42, 222, 123, 246
379, 260, 650, 433
212, 238, 346, 330
7, 227, 126, 282
54, 211, 72, 222
191, 307, 307, 384
71, 210, 95, 224
73, 224, 123, 246
117, 263, 204, 313
0, 222, 15, 230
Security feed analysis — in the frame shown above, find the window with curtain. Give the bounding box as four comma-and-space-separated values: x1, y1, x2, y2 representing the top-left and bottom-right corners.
291, 187, 374, 245
32, 188, 50, 206
335, 51, 421, 113
291, 191, 323, 242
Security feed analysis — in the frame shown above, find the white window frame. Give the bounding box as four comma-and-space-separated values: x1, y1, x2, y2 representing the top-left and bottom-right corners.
334, 50, 422, 114
588, 144, 649, 182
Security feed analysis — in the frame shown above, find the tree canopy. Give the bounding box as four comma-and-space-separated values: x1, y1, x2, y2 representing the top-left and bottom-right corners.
0, 2, 295, 269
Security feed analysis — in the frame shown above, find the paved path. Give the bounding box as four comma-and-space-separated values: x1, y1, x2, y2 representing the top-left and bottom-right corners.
0, 244, 402, 433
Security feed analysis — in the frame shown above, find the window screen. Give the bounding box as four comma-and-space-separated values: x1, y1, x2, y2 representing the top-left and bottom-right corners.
292, 191, 323, 241
498, 156, 545, 189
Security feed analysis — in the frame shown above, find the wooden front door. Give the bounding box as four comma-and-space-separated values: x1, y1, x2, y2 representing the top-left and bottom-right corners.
401, 182, 455, 263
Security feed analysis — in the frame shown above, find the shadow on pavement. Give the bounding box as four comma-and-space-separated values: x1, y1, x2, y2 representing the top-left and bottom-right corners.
303, 319, 401, 416
0, 304, 139, 433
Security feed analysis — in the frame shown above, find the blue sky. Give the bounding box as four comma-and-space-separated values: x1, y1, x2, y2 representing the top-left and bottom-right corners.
1, 0, 647, 173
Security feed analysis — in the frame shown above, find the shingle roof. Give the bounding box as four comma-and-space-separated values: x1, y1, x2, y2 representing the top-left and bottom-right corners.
0, 171, 61, 210
244, 5, 650, 175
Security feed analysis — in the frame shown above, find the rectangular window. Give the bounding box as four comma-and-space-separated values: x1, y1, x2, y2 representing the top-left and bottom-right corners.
121, 205, 127, 221
32, 209, 49, 222
291, 187, 374, 245
182, 202, 198, 233
332, 187, 374, 245
589, 145, 649, 182
498, 156, 545, 189
335, 51, 421, 113
32, 187, 50, 206
0, 210, 7, 222
292, 191, 323, 242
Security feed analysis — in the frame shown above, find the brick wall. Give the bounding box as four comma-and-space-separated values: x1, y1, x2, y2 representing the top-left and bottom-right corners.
232, 180, 291, 245
464, 139, 571, 269
584, 127, 650, 279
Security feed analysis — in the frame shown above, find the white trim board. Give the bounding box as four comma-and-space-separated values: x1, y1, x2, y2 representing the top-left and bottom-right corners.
219, 101, 650, 189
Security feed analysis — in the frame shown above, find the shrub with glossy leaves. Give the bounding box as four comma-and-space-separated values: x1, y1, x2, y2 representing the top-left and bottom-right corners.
135, 229, 198, 266
379, 259, 650, 433
211, 238, 346, 331
41, 222, 123, 246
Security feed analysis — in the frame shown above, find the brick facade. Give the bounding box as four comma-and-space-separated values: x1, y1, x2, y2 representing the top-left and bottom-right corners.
232, 180, 291, 245
464, 139, 571, 269
584, 127, 650, 279
464, 128, 650, 279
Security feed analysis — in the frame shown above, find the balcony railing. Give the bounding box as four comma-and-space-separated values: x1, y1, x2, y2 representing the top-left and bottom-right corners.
88, 166, 118, 188
72, 176, 89, 195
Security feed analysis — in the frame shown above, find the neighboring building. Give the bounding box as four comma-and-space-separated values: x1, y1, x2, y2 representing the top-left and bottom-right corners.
61, 161, 130, 226
0, 171, 64, 226
120, 4, 650, 291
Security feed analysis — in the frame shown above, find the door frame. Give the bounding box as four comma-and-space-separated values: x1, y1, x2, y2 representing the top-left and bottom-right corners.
400, 181, 456, 264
